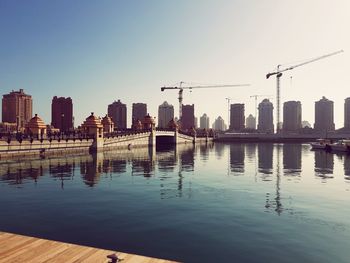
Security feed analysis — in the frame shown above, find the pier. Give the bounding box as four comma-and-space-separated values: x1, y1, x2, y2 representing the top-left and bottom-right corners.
0, 231, 178, 263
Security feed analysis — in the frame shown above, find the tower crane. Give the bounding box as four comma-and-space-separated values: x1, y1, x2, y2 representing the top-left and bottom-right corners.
266, 50, 344, 133
250, 94, 273, 120
225, 97, 232, 128
161, 81, 250, 120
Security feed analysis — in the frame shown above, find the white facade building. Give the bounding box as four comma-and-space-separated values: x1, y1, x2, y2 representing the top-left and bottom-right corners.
200, 113, 210, 129
158, 101, 174, 128
246, 114, 256, 129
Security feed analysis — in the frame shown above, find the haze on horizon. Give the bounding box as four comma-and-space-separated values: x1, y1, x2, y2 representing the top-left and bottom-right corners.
0, 0, 349, 128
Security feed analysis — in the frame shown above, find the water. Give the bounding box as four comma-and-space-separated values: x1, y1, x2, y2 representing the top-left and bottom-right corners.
0, 143, 349, 262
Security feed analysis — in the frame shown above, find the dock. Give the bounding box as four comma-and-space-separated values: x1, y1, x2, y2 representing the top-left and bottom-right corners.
0, 231, 178, 263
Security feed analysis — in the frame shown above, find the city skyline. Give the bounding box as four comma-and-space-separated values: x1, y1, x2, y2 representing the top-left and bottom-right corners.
0, 1, 349, 127
3, 88, 350, 132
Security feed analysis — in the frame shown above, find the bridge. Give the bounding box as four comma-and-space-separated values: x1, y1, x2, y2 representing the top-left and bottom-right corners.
101, 128, 209, 150
0, 128, 212, 160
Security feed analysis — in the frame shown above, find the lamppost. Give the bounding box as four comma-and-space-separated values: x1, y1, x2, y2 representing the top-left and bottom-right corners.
61, 113, 65, 135
16, 116, 19, 133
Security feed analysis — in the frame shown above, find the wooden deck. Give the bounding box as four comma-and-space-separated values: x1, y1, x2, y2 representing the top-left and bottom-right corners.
0, 232, 178, 263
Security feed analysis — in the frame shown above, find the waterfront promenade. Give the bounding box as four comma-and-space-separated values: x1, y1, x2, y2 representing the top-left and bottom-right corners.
0, 231, 178, 263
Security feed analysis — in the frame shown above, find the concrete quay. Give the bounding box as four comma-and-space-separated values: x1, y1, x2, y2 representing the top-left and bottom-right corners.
215, 132, 350, 143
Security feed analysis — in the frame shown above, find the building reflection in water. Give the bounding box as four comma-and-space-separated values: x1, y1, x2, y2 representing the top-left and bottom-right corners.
314, 150, 334, 178
283, 144, 302, 176
157, 150, 177, 173
132, 159, 154, 178
258, 143, 273, 176
50, 159, 75, 189
0, 165, 43, 185
214, 143, 225, 159
159, 144, 195, 199
179, 145, 195, 172
245, 143, 257, 161
199, 143, 210, 162
80, 154, 103, 187
230, 144, 245, 174
0, 157, 83, 186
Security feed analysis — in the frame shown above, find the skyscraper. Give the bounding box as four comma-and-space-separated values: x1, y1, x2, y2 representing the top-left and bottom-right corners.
314, 96, 335, 132
51, 96, 73, 132
283, 101, 302, 133
212, 116, 227, 131
158, 101, 174, 128
2, 89, 32, 129
345, 97, 350, 130
181, 104, 195, 130
246, 114, 256, 130
108, 100, 127, 129
230, 103, 245, 131
200, 113, 210, 129
132, 103, 147, 122
258, 99, 274, 133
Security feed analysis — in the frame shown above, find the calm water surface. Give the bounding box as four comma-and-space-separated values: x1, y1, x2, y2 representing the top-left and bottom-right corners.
0, 143, 349, 262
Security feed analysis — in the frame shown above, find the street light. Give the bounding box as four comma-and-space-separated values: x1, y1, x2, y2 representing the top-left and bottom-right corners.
16, 116, 19, 133
61, 113, 65, 134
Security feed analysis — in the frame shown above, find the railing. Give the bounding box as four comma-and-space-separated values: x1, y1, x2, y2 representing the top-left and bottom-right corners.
104, 129, 152, 138
0, 132, 94, 144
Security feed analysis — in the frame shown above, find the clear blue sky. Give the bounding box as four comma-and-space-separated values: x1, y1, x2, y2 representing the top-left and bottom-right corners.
0, 0, 349, 128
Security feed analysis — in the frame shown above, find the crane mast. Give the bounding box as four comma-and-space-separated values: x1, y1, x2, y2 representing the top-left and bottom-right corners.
266, 50, 343, 133
225, 97, 232, 128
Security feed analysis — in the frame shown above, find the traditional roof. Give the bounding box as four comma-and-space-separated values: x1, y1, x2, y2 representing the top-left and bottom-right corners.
82, 112, 103, 128
143, 114, 155, 125
27, 114, 46, 129
134, 119, 143, 129
168, 118, 178, 129
101, 114, 114, 125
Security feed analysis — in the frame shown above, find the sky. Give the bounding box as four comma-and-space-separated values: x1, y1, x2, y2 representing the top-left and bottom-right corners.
0, 0, 349, 128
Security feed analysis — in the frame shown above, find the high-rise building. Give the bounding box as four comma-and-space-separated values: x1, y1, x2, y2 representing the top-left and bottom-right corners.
200, 113, 210, 129
194, 117, 198, 129
158, 101, 174, 128
246, 114, 256, 129
345, 97, 350, 130
2, 89, 32, 129
230, 103, 245, 131
314, 96, 335, 132
283, 101, 302, 133
213, 116, 227, 131
132, 103, 147, 122
258, 99, 274, 133
51, 96, 73, 132
108, 100, 127, 129
181, 104, 195, 130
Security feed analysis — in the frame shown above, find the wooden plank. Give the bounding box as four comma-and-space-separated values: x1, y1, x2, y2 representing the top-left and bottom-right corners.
26, 242, 71, 263
79, 249, 111, 263
41, 244, 88, 263
0, 238, 47, 263
0, 232, 178, 263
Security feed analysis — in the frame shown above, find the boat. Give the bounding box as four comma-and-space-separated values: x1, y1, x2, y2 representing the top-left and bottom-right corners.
329, 140, 350, 153
310, 139, 332, 150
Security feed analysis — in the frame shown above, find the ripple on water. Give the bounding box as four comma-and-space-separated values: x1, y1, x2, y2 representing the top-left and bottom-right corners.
1, 143, 350, 263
